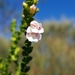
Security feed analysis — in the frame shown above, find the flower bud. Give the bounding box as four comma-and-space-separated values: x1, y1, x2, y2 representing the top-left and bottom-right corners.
34, 0, 38, 4
30, 4, 36, 15
36, 8, 39, 12
11, 55, 17, 61
22, 14, 25, 18
22, 2, 28, 9
14, 47, 20, 55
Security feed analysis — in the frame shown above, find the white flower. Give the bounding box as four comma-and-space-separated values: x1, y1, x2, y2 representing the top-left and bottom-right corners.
26, 20, 44, 33
26, 20, 44, 42
26, 33, 42, 42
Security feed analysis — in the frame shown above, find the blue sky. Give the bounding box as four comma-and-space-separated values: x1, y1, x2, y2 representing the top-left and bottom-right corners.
0, 0, 75, 38
35, 0, 75, 21
0, 0, 75, 25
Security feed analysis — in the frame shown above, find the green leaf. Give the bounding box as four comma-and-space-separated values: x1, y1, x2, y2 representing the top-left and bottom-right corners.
21, 66, 30, 73
22, 56, 32, 64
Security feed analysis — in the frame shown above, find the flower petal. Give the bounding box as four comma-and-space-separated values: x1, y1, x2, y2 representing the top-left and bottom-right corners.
26, 33, 42, 42
26, 26, 31, 33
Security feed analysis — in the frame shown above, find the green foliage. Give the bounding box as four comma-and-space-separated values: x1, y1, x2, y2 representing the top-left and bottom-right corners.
0, 0, 38, 75
29, 21, 75, 75
1, 20, 75, 75
1, 0, 75, 75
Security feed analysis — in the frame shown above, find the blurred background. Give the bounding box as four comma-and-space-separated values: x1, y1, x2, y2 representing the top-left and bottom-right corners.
0, 0, 75, 75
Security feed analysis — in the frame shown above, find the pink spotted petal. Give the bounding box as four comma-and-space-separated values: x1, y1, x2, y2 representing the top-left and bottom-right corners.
26, 33, 42, 42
